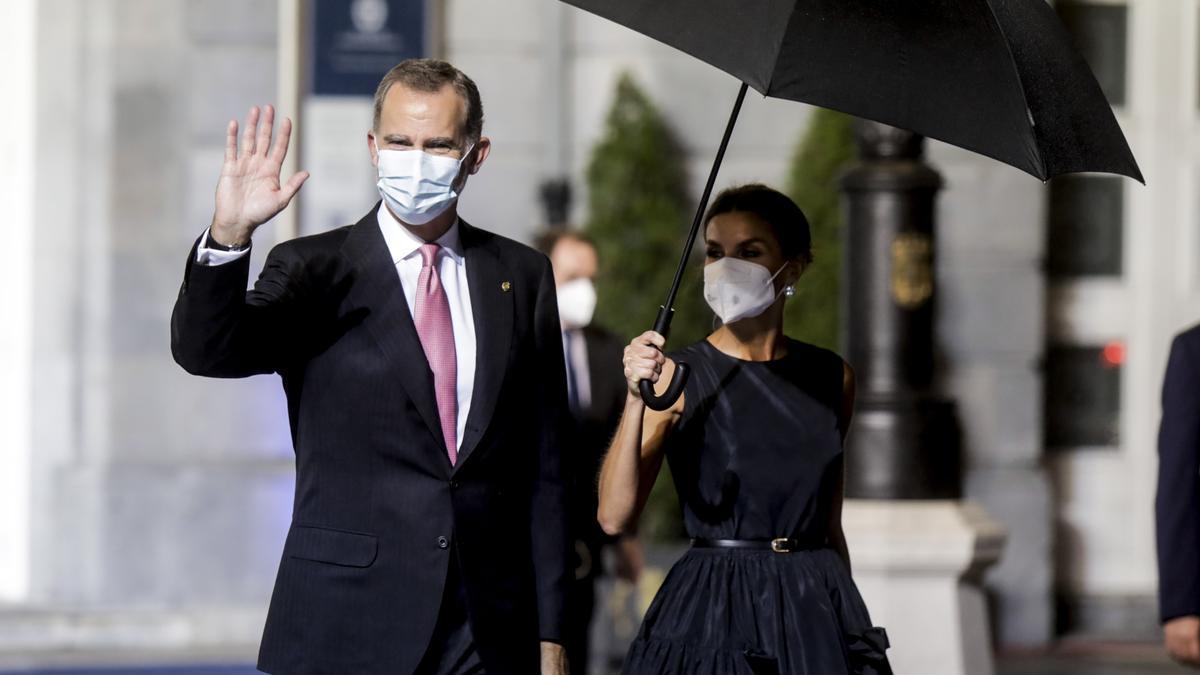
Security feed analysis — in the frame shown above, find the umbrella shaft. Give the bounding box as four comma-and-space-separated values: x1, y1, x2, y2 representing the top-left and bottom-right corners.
660, 81, 749, 326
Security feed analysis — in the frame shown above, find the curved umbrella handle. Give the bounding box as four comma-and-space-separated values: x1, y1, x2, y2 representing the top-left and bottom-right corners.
638, 306, 690, 410
639, 361, 689, 411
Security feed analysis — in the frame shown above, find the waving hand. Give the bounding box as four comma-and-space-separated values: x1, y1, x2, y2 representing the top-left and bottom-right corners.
210, 104, 309, 247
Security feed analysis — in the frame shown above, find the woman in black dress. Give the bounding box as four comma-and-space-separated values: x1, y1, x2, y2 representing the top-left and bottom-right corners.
598, 184, 891, 675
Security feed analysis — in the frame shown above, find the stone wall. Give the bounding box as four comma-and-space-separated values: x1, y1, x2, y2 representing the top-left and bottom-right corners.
930, 142, 1052, 645
18, 0, 289, 651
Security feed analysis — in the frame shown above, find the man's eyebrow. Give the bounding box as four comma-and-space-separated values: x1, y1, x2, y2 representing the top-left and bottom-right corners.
422, 137, 457, 147
382, 134, 411, 143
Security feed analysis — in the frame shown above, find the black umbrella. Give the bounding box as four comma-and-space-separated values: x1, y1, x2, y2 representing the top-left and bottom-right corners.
562, 0, 1143, 409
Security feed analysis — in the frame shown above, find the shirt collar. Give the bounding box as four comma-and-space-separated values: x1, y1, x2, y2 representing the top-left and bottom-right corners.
376, 202, 464, 266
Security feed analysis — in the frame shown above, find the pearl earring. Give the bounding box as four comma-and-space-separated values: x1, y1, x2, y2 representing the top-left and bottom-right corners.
784, 285, 795, 297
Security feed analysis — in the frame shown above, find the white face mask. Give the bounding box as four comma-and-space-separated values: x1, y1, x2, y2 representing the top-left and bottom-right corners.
557, 278, 597, 329
374, 143, 474, 225
703, 257, 788, 324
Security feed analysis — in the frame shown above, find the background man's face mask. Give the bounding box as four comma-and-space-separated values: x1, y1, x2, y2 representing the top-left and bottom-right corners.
703, 257, 788, 324
375, 143, 474, 225
556, 278, 597, 329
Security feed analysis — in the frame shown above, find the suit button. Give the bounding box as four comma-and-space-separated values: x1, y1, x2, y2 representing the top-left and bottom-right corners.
437, 536, 449, 549
449, 480, 459, 489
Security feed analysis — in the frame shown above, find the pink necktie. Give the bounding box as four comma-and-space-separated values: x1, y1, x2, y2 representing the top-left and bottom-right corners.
414, 243, 458, 465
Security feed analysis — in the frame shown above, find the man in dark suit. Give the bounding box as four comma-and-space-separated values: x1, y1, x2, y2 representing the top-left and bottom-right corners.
535, 231, 642, 673
172, 59, 570, 675
1157, 323, 1200, 668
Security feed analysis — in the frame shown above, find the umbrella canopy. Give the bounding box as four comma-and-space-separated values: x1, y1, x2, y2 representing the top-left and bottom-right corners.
563, 0, 1142, 183
563, 0, 1143, 408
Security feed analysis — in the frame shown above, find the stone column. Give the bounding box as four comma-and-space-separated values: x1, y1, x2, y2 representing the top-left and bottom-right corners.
0, 0, 37, 603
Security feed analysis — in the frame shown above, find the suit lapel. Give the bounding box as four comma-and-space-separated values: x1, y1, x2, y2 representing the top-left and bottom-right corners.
341, 208, 447, 457
454, 220, 513, 470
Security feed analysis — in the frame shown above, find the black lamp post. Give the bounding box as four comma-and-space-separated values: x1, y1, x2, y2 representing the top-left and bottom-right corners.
539, 178, 573, 230
840, 120, 961, 500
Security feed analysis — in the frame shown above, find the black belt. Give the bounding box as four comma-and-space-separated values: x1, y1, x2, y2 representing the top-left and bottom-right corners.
691, 537, 822, 553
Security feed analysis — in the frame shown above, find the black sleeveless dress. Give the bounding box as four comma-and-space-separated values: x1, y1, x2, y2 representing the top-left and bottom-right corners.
621, 339, 891, 675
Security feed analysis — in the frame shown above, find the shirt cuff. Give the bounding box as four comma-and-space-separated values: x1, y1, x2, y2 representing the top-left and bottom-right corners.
195, 228, 251, 266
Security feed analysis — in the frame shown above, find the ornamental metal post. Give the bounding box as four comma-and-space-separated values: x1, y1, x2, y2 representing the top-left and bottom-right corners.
840, 120, 961, 499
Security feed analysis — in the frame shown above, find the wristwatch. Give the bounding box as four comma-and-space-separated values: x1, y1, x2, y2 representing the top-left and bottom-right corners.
205, 232, 250, 252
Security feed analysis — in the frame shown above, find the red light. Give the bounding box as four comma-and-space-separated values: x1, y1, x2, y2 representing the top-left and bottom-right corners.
1101, 341, 1125, 368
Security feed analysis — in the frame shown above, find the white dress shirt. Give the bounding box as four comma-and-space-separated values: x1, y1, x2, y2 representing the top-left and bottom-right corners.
195, 204, 476, 450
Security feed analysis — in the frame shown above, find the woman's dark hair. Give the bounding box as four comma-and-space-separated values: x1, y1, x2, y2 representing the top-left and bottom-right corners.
703, 183, 813, 265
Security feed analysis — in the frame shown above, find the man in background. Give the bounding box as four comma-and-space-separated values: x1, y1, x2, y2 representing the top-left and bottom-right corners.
536, 230, 643, 673
1157, 322, 1200, 668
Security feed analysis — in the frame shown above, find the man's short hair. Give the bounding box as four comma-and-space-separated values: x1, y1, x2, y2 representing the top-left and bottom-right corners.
533, 230, 597, 259
373, 58, 484, 145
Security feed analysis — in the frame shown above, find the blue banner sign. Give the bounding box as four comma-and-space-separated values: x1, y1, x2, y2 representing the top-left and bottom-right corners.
311, 0, 426, 96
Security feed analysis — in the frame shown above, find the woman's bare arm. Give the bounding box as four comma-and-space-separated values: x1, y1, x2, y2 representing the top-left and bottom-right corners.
597, 332, 684, 536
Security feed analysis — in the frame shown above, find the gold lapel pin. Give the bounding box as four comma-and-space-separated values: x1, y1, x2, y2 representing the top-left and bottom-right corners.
501, 281, 512, 292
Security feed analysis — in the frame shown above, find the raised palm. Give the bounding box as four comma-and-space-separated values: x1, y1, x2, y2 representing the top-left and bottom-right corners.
212, 104, 309, 245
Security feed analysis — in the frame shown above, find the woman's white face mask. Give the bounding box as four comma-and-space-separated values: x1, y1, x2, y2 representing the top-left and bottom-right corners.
702, 257, 789, 324
374, 143, 474, 225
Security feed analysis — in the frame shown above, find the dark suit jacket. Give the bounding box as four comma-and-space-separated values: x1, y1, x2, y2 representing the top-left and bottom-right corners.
566, 326, 626, 579
171, 207, 571, 674
1157, 323, 1200, 622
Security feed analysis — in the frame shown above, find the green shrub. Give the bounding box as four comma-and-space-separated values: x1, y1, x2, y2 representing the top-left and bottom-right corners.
584, 73, 712, 350
584, 73, 706, 542
784, 109, 856, 352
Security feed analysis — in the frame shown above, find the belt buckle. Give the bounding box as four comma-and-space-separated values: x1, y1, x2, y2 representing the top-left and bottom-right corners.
770, 538, 792, 554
